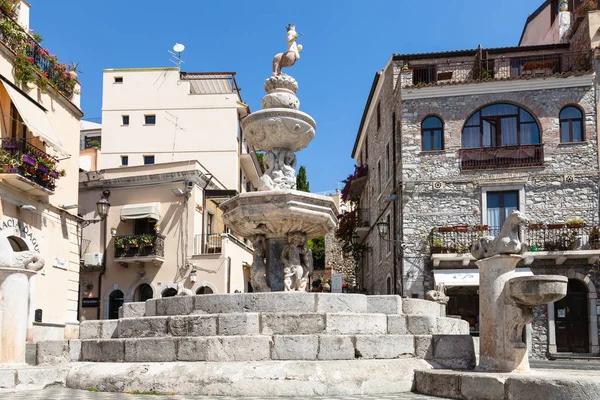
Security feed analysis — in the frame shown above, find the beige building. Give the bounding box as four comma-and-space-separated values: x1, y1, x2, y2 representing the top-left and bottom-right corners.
78, 161, 254, 320
0, 1, 83, 340
78, 67, 261, 319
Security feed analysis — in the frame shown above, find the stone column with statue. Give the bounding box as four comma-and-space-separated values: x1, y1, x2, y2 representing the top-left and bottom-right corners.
221, 25, 337, 292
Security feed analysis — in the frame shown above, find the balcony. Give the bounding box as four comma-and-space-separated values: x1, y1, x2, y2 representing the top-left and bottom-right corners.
354, 208, 371, 242
193, 233, 224, 255
430, 223, 600, 267
114, 234, 165, 266
399, 50, 593, 89
460, 144, 544, 171
0, 138, 61, 195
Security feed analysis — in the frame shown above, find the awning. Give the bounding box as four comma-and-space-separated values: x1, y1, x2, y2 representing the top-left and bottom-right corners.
0, 80, 64, 152
433, 268, 533, 287
120, 202, 161, 221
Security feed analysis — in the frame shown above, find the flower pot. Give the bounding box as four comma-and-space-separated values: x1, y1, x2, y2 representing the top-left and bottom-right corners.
472, 224, 488, 231
110, 229, 117, 237
528, 224, 544, 230
37, 164, 49, 174
50, 170, 59, 179
547, 223, 565, 229
566, 222, 584, 228
431, 246, 443, 253
22, 154, 35, 166
455, 226, 468, 232
438, 226, 454, 232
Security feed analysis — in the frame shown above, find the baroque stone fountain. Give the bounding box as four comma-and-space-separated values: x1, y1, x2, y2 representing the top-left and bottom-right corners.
220, 24, 337, 292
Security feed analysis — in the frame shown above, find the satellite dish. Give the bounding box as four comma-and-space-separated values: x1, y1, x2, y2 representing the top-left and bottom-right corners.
173, 43, 185, 53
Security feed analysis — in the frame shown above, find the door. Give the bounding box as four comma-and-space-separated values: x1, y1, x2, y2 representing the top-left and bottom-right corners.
108, 290, 124, 320
486, 191, 519, 237
555, 279, 589, 353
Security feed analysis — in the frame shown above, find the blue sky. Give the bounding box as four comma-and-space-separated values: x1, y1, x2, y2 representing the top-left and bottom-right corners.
31, 0, 542, 193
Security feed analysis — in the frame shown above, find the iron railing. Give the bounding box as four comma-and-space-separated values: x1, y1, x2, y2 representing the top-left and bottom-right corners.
0, 138, 59, 191
460, 144, 544, 171
193, 233, 224, 255
430, 223, 600, 254
402, 51, 593, 88
114, 234, 165, 258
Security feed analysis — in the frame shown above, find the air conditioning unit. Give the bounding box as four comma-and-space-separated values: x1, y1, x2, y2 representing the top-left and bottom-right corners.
83, 253, 102, 267
564, 174, 575, 184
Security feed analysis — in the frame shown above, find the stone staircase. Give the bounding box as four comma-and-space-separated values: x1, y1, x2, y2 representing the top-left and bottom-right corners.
34, 293, 476, 396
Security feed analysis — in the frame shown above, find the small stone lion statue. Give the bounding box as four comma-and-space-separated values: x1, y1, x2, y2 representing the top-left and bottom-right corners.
425, 283, 449, 305
471, 210, 529, 260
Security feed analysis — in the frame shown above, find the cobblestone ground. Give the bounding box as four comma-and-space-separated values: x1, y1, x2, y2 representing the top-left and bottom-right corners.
4, 388, 450, 400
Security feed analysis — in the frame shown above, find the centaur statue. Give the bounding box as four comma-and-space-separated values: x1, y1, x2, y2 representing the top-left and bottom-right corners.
272, 24, 303, 76
471, 210, 529, 259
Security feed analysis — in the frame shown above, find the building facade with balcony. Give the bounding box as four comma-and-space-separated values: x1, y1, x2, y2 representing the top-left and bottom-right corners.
0, 1, 84, 342
78, 161, 254, 320
351, 0, 600, 358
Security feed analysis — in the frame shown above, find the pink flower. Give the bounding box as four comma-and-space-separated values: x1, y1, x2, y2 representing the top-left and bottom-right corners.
27, 57, 33, 63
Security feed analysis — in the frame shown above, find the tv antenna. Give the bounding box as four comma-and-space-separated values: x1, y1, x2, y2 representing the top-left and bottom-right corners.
169, 43, 185, 68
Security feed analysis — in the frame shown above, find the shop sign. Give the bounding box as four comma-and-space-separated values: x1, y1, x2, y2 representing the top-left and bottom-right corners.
82, 298, 100, 308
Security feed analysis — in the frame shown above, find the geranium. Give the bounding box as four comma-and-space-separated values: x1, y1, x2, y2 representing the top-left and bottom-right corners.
27, 57, 33, 62
340, 164, 368, 202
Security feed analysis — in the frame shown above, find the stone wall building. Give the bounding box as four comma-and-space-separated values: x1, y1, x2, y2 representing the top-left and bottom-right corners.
352, 0, 600, 358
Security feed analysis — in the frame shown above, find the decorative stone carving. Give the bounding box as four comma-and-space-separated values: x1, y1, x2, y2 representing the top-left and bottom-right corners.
280, 231, 312, 291
471, 210, 529, 260
260, 148, 296, 191
250, 234, 271, 292
0, 238, 45, 271
272, 24, 303, 76
262, 75, 300, 110
425, 283, 449, 305
243, 110, 316, 153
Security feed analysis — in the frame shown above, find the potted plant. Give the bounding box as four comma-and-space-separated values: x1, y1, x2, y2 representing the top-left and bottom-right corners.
128, 237, 139, 248
528, 222, 544, 230
110, 227, 117, 237
590, 227, 600, 250
114, 236, 127, 248
140, 234, 154, 247
22, 154, 35, 166
472, 224, 488, 231
154, 224, 161, 234
431, 239, 443, 253
547, 223, 565, 229
566, 217, 585, 228
89, 139, 100, 149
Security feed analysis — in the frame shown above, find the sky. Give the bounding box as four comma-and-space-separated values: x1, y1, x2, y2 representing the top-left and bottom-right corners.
30, 0, 543, 193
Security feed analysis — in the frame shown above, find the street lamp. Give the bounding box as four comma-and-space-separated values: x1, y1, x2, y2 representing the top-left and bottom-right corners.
352, 232, 359, 247
82, 190, 111, 228
377, 220, 389, 237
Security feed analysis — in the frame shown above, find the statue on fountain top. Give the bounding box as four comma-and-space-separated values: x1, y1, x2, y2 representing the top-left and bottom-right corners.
272, 24, 303, 76
471, 210, 529, 260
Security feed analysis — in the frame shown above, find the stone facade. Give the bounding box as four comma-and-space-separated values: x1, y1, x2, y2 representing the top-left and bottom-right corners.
323, 231, 356, 282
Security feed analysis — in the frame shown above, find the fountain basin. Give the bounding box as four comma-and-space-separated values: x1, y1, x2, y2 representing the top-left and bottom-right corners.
220, 190, 337, 239
508, 275, 567, 306
242, 108, 316, 152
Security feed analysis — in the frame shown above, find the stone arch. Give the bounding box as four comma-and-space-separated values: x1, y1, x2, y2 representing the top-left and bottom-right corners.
7, 236, 28, 251
161, 287, 178, 297
192, 280, 218, 295
104, 283, 126, 320
126, 278, 157, 302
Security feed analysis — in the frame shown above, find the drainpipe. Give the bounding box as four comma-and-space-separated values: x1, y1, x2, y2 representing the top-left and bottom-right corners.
97, 215, 107, 320
392, 112, 398, 295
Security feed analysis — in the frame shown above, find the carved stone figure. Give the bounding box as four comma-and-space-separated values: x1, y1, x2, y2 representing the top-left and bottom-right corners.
281, 231, 310, 291
0, 237, 44, 271
250, 234, 270, 292
471, 210, 529, 259
272, 24, 303, 76
258, 148, 297, 191
425, 282, 449, 305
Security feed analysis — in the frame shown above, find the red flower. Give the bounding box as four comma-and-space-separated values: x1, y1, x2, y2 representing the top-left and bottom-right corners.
27, 57, 33, 63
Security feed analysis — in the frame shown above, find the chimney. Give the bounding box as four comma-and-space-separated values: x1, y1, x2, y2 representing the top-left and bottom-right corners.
558, 0, 572, 43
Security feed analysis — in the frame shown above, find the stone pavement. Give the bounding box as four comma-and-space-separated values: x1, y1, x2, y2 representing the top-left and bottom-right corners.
3, 388, 450, 399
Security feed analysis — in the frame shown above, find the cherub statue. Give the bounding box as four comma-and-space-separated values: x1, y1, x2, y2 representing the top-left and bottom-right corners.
281, 231, 310, 291
283, 266, 295, 291
272, 24, 303, 76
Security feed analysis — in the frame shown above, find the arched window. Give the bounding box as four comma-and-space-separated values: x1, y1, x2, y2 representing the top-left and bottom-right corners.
196, 286, 214, 295
162, 288, 178, 297
560, 106, 584, 143
462, 104, 540, 148
7, 236, 28, 252
421, 116, 444, 151
134, 283, 153, 302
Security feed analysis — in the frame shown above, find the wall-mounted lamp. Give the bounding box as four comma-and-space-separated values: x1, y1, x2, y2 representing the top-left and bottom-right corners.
377, 221, 389, 237
190, 269, 197, 284
19, 204, 36, 212
81, 190, 111, 228
60, 203, 79, 210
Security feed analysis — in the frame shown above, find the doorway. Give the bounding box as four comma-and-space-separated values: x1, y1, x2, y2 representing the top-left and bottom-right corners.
555, 279, 589, 353
134, 284, 153, 302
108, 290, 124, 320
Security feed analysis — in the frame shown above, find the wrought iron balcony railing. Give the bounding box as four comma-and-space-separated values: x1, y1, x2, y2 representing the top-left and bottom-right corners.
401, 51, 593, 88
114, 234, 165, 259
193, 233, 224, 255
356, 208, 370, 228
0, 138, 60, 191
460, 144, 544, 171
430, 223, 600, 254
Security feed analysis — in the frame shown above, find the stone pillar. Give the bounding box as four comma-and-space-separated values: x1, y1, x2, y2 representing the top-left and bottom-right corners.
475, 254, 524, 372
0, 267, 37, 365
267, 238, 286, 292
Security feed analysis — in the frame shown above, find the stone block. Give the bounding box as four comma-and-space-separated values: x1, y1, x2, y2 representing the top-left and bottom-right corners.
79, 321, 101, 339
177, 338, 208, 361
505, 374, 600, 400
414, 370, 461, 398
367, 295, 402, 314
194, 293, 246, 313
156, 296, 194, 316
36, 340, 67, 365
68, 339, 81, 361
407, 315, 437, 335
317, 335, 355, 360
414, 335, 434, 359
16, 367, 67, 388
461, 374, 506, 400
168, 315, 217, 337
325, 313, 387, 334
121, 302, 147, 318
387, 315, 408, 334
402, 298, 440, 316
437, 317, 470, 334
355, 335, 414, 359
205, 336, 271, 362
314, 293, 367, 313
271, 335, 318, 360
260, 313, 325, 335
81, 339, 125, 362
117, 316, 168, 338
125, 337, 177, 362
145, 299, 157, 317
433, 335, 476, 364
249, 293, 317, 313
218, 313, 260, 335
100, 320, 118, 339
0, 369, 16, 389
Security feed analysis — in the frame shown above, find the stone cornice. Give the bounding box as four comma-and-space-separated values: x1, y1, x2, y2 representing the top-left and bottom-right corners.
401, 75, 595, 100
